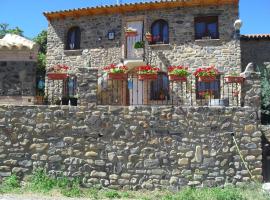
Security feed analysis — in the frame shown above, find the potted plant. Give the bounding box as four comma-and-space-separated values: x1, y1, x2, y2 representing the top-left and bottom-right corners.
70, 95, 78, 106
145, 32, 152, 42
225, 71, 245, 84
168, 66, 190, 82
194, 66, 219, 82
103, 64, 128, 80
134, 41, 144, 58
125, 27, 137, 37
47, 65, 69, 80
137, 65, 160, 80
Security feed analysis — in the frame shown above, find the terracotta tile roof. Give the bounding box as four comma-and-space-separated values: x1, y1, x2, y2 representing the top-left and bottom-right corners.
241, 34, 270, 40
44, 0, 238, 20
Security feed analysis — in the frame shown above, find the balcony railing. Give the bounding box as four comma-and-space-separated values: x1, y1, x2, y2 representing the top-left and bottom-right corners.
97, 73, 244, 107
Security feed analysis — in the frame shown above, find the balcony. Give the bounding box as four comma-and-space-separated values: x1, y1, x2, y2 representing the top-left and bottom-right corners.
97, 73, 244, 107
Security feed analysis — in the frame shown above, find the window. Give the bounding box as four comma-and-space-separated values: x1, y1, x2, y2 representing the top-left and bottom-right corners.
151, 19, 169, 44
196, 76, 220, 99
63, 76, 77, 97
66, 27, 81, 50
150, 73, 170, 100
195, 16, 219, 40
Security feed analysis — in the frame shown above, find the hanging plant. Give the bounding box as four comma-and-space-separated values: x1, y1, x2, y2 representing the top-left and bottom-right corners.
225, 71, 245, 84
168, 66, 190, 82
136, 65, 160, 80
125, 28, 137, 37
193, 66, 219, 82
47, 65, 69, 80
103, 64, 128, 80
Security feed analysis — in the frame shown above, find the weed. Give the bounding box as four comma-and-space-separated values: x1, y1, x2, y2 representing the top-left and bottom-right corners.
0, 174, 21, 193
104, 189, 121, 199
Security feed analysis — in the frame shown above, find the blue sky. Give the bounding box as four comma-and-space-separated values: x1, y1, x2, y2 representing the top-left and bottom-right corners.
1, 0, 270, 38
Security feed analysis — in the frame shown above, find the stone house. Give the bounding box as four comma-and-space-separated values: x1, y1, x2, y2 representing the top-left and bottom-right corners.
0, 0, 268, 189
241, 34, 270, 70
44, 0, 242, 106
0, 34, 38, 105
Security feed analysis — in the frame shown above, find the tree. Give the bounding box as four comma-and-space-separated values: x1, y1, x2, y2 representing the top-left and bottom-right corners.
257, 64, 270, 124
0, 23, 23, 38
34, 30, 47, 76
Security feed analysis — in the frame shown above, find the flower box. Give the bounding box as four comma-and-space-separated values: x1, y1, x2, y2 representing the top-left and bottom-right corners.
108, 73, 127, 80
125, 31, 138, 37
198, 76, 216, 83
47, 73, 69, 80
225, 76, 244, 84
168, 75, 187, 82
138, 74, 158, 80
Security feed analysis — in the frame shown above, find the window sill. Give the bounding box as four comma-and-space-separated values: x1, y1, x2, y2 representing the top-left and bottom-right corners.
194, 39, 221, 45
64, 49, 83, 55
195, 39, 221, 42
148, 43, 171, 48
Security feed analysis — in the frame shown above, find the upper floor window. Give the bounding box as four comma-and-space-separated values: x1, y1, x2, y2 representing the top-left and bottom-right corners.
151, 19, 169, 44
66, 27, 81, 50
195, 16, 219, 40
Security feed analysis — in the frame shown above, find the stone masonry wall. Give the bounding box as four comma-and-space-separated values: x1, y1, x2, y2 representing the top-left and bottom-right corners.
241, 39, 270, 70
0, 105, 262, 190
46, 4, 241, 102
0, 61, 36, 96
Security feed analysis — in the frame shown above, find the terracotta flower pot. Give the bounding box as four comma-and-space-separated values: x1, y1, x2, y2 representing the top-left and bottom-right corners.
47, 73, 69, 80
146, 35, 152, 42
138, 74, 158, 80
198, 76, 216, 83
108, 73, 127, 80
225, 76, 244, 84
169, 75, 187, 82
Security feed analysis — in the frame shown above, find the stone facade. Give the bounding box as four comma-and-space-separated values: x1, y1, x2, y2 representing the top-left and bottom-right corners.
241, 38, 270, 70
0, 105, 262, 190
0, 61, 36, 96
46, 4, 241, 103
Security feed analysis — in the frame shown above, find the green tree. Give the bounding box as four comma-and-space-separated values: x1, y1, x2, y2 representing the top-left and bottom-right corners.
0, 23, 23, 38
257, 64, 270, 124
34, 30, 47, 76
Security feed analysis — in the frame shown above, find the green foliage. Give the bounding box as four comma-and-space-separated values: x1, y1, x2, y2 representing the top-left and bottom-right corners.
159, 187, 246, 200
34, 30, 47, 76
34, 30, 47, 54
28, 169, 57, 192
104, 189, 121, 199
0, 174, 21, 193
134, 41, 144, 49
0, 23, 23, 38
60, 178, 82, 197
257, 65, 270, 124
37, 52, 46, 75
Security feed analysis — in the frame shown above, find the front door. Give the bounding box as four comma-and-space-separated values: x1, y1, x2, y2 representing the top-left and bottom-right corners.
126, 21, 143, 59
129, 77, 143, 105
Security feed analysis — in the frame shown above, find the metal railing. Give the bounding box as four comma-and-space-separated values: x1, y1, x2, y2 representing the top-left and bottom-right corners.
97, 73, 244, 107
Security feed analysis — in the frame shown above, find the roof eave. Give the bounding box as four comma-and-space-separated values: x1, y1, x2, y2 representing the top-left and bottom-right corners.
44, 0, 239, 21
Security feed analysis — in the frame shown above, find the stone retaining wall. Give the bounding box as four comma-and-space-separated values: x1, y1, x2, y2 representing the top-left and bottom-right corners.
0, 105, 262, 190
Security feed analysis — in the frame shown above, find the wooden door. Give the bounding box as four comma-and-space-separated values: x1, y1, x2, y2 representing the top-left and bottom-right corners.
126, 21, 143, 59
